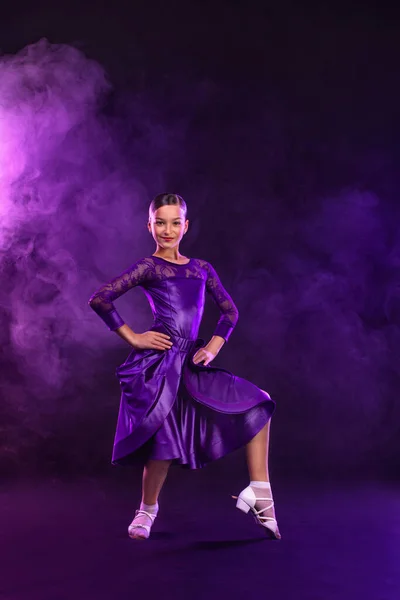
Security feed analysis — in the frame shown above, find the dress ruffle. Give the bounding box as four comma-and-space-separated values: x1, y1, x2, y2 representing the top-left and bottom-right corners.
112, 337, 275, 469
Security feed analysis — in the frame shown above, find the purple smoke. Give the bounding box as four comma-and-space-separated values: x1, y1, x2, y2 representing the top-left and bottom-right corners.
0, 38, 398, 477
0, 39, 152, 393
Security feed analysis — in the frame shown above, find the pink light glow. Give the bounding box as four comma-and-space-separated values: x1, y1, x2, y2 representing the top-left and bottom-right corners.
0, 38, 147, 392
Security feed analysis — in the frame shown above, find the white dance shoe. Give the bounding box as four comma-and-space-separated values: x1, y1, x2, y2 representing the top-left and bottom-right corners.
232, 483, 281, 540
128, 509, 157, 540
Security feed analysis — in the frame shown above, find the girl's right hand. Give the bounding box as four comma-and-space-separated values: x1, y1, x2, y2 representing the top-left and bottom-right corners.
131, 331, 173, 351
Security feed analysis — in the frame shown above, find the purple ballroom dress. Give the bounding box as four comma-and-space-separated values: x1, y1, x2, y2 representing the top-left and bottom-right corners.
88, 255, 275, 469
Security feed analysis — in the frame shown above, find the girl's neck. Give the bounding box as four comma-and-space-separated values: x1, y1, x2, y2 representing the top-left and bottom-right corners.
153, 248, 185, 261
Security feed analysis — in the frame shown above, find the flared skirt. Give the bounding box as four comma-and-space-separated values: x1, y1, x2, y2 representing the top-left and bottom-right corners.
112, 335, 275, 470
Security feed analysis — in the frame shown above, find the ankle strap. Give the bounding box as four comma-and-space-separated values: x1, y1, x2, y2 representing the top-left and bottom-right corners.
136, 509, 157, 522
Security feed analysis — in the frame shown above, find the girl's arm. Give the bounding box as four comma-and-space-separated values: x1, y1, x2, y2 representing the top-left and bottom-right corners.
89, 258, 173, 349
206, 334, 227, 356
206, 261, 239, 337
205, 261, 239, 354
88, 258, 151, 332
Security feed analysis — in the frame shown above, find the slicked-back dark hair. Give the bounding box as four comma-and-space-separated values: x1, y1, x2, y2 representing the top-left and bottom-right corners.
149, 193, 187, 219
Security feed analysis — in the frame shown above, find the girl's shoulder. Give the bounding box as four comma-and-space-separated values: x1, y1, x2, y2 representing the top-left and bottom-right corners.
191, 257, 209, 267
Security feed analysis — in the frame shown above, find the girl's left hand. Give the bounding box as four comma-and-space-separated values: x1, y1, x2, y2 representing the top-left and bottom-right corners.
192, 346, 217, 366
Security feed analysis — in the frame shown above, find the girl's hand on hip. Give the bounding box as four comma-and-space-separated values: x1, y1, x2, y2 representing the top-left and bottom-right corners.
131, 331, 173, 351
192, 346, 216, 366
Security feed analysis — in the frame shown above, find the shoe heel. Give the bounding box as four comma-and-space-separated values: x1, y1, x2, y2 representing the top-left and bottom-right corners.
236, 496, 251, 514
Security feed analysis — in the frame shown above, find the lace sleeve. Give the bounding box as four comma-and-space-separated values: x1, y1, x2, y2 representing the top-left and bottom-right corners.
88, 258, 152, 331
205, 261, 239, 342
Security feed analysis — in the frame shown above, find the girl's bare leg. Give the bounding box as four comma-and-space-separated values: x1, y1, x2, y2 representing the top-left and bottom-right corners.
142, 458, 172, 504
129, 459, 172, 538
244, 419, 280, 534
245, 420, 270, 482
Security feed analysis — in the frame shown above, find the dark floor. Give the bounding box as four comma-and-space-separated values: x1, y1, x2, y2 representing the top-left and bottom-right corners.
0, 461, 399, 600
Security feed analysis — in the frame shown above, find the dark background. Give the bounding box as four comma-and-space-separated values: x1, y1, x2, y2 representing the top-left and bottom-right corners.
1, 0, 400, 480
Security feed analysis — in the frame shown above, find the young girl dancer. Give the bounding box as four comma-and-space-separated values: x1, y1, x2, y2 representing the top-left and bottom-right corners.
88, 193, 281, 540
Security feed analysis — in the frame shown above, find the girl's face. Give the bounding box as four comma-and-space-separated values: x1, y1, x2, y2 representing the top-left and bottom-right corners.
148, 205, 188, 250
